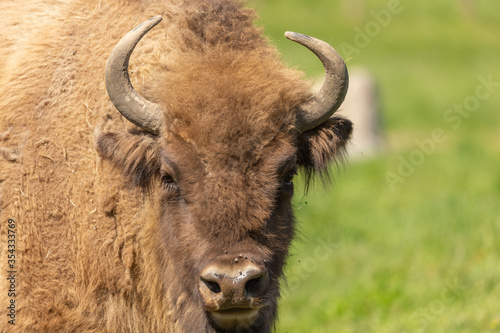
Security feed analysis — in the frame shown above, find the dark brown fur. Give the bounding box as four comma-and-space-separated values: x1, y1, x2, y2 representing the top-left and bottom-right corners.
0, 0, 351, 332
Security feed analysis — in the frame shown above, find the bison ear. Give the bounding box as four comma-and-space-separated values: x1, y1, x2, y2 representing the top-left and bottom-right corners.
96, 130, 161, 190
297, 116, 353, 187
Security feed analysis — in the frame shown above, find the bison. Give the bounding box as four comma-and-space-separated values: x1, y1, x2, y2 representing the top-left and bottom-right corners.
0, 0, 352, 332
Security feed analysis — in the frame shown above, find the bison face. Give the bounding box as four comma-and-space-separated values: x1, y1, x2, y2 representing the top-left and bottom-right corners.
97, 16, 351, 332
157, 131, 298, 331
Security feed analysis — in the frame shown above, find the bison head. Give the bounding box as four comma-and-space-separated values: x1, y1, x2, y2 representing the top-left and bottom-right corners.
97, 15, 351, 332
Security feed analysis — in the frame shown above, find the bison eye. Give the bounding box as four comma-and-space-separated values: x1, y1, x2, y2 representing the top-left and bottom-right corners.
161, 173, 178, 191
282, 170, 297, 186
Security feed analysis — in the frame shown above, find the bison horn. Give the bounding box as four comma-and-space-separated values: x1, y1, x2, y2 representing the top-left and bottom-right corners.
285, 32, 349, 133
106, 16, 164, 135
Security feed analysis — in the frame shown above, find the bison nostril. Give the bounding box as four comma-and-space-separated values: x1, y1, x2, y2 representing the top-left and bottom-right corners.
202, 278, 222, 294
244, 273, 268, 297
245, 277, 261, 295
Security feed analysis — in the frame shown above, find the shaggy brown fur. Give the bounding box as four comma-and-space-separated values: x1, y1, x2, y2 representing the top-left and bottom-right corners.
0, 0, 352, 332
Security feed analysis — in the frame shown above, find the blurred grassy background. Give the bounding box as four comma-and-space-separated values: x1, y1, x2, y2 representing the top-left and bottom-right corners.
248, 0, 500, 332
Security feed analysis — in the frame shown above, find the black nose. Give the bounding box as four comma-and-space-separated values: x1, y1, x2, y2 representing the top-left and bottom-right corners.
199, 255, 269, 311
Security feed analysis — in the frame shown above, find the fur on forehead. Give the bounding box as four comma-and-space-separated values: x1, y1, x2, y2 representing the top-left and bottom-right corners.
145, 49, 312, 165
127, 0, 313, 165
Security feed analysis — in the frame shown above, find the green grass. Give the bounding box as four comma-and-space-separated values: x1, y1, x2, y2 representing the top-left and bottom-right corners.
248, 0, 500, 331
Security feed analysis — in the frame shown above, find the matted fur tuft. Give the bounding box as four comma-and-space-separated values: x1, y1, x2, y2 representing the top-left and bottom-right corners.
297, 117, 353, 190
97, 130, 161, 190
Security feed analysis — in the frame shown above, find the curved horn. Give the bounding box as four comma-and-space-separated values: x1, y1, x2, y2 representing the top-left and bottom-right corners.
106, 16, 164, 134
285, 32, 349, 132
